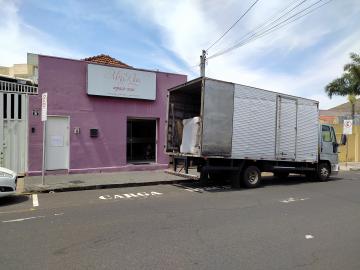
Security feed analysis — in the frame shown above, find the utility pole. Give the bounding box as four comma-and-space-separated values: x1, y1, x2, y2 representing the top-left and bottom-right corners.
200, 50, 207, 77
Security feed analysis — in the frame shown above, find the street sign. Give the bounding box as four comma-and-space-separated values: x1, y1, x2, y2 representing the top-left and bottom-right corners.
343, 120, 353, 135
41, 93, 48, 122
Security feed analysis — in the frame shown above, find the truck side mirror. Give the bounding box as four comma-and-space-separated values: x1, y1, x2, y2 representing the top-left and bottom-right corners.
340, 134, 347, 145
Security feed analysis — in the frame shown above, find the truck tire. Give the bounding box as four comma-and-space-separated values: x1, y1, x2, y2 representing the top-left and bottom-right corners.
241, 166, 261, 188
273, 172, 289, 179
316, 162, 331, 181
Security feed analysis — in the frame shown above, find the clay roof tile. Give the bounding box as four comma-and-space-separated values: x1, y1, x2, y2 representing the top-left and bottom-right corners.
83, 54, 131, 68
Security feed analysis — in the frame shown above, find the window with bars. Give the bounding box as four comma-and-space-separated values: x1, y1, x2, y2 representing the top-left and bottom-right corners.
2, 93, 23, 120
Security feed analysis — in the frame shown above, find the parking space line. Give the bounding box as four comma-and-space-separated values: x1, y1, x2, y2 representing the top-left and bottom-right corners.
2, 215, 45, 223
32, 194, 39, 207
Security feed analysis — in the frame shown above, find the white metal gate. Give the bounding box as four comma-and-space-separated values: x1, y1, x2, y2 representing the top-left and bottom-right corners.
0, 92, 28, 175
0, 78, 37, 175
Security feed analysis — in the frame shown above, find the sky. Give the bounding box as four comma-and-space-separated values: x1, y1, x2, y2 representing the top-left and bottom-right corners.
0, 0, 359, 109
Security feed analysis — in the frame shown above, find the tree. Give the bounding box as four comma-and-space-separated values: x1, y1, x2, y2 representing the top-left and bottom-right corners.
325, 52, 360, 119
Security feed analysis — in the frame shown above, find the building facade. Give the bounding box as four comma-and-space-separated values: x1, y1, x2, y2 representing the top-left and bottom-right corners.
1, 53, 187, 175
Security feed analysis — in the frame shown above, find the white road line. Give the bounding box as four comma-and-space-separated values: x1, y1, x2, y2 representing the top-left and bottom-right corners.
2, 216, 45, 223
54, 213, 64, 216
32, 194, 39, 207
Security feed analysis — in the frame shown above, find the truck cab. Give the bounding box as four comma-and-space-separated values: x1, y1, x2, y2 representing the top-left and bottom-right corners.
320, 124, 340, 177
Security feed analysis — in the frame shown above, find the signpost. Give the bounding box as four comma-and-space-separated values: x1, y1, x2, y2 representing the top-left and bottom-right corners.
343, 120, 353, 168
41, 93, 47, 185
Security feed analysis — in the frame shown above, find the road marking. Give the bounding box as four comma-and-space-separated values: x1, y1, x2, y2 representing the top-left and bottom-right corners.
2, 215, 45, 223
305, 234, 314, 239
32, 194, 39, 207
99, 191, 163, 200
280, 197, 309, 203
0, 208, 36, 215
54, 213, 64, 216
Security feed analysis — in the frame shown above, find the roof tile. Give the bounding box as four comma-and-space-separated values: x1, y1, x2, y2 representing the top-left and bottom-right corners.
83, 54, 131, 68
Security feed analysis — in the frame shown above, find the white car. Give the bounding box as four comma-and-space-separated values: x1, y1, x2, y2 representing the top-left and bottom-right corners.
0, 167, 17, 198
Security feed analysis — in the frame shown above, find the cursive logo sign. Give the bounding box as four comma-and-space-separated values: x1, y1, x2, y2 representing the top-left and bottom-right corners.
112, 71, 141, 92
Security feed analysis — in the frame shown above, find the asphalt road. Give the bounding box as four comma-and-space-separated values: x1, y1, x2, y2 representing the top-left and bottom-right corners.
1, 171, 360, 270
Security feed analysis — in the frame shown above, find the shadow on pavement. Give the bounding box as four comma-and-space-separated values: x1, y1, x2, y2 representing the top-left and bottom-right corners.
0, 195, 30, 207
262, 175, 343, 187
173, 174, 344, 193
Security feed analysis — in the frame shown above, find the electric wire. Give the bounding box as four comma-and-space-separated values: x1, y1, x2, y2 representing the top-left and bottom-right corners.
208, 0, 315, 59
206, 0, 308, 55
197, 0, 307, 69
208, 0, 332, 60
206, 0, 260, 52
230, 0, 309, 47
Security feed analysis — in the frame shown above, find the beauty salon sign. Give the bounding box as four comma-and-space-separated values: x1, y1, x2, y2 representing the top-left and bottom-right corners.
87, 63, 156, 100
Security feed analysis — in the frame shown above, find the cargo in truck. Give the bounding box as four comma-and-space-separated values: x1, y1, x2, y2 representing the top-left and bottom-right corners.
165, 77, 346, 188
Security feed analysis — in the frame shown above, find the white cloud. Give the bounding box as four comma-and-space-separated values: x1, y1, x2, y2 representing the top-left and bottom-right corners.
0, 0, 83, 66
127, 0, 360, 109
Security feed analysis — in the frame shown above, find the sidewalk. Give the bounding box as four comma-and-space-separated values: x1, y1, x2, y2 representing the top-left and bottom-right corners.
21, 170, 194, 194
340, 162, 360, 171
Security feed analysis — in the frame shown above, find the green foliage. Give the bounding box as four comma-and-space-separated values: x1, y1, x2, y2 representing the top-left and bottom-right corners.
325, 52, 360, 118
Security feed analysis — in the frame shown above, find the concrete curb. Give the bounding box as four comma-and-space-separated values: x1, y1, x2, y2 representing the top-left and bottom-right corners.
23, 179, 196, 194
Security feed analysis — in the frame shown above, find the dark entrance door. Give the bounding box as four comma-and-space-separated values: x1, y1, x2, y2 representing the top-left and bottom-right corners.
127, 119, 156, 163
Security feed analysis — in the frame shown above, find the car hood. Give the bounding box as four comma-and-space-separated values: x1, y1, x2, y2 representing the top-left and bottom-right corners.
0, 167, 17, 178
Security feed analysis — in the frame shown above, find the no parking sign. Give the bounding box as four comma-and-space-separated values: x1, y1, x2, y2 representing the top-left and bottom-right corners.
343, 120, 353, 135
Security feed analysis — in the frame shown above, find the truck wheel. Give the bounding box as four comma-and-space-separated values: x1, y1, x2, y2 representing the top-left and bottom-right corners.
241, 166, 261, 188
317, 163, 330, 181
273, 172, 289, 179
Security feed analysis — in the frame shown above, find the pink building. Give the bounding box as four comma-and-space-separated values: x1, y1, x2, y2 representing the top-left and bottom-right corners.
27, 54, 186, 175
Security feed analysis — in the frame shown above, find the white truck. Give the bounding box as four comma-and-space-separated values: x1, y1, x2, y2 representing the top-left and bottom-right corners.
165, 77, 345, 188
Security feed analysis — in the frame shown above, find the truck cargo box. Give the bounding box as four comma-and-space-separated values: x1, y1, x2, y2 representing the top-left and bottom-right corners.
166, 77, 319, 163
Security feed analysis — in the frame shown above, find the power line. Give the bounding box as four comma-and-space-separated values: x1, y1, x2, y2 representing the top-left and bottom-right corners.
237, 0, 309, 44
206, 0, 308, 58
208, 0, 332, 60
198, 0, 306, 74
206, 0, 260, 52
208, 0, 313, 59
241, 0, 333, 48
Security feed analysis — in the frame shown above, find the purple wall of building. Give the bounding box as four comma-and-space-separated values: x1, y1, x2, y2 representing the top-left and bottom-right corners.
28, 55, 186, 174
